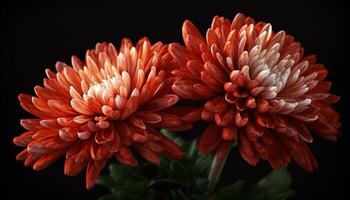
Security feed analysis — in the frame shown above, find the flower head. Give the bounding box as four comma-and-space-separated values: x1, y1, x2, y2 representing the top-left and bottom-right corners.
14, 38, 192, 189
169, 13, 341, 170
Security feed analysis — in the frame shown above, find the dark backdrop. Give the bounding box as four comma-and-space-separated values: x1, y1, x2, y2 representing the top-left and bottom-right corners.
1, 0, 347, 199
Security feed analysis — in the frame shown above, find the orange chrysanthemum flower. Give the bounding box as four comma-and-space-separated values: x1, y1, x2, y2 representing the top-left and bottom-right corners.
13, 38, 192, 189
169, 13, 341, 171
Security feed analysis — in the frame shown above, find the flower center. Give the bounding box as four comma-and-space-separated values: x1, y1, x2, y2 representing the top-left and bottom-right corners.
224, 83, 256, 112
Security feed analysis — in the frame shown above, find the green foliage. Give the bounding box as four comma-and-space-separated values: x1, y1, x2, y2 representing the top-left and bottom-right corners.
97, 130, 294, 200
243, 167, 295, 200
211, 180, 246, 200
211, 168, 295, 200
97, 131, 213, 200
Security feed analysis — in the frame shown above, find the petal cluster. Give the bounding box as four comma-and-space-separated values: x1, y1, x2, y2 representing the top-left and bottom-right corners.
14, 38, 192, 189
169, 13, 340, 170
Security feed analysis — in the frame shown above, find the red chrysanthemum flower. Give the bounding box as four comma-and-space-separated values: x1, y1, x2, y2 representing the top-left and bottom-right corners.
169, 13, 341, 170
13, 38, 193, 189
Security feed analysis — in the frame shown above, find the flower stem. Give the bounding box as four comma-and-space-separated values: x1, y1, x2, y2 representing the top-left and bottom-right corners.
207, 152, 229, 195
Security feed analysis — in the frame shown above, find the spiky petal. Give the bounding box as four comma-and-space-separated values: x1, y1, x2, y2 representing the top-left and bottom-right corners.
169, 13, 341, 171
14, 38, 192, 189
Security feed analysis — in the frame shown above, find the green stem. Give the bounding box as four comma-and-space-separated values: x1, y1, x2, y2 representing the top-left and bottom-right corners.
207, 152, 230, 195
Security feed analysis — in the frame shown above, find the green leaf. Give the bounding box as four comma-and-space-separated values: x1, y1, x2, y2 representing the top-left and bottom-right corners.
170, 160, 189, 183
211, 180, 245, 200
246, 168, 294, 200
99, 192, 145, 200
191, 193, 206, 200
112, 181, 151, 197
182, 139, 198, 159
160, 129, 177, 140
109, 164, 143, 182
170, 189, 191, 200
159, 155, 172, 177
191, 178, 209, 194
98, 194, 119, 200
113, 192, 144, 200
149, 179, 186, 191
193, 154, 214, 178
97, 175, 118, 188
139, 163, 159, 180
252, 168, 292, 196
209, 169, 294, 200
173, 137, 186, 147
269, 191, 295, 200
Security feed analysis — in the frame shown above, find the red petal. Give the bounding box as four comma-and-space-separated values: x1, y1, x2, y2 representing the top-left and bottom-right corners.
144, 94, 179, 111
279, 135, 318, 171
129, 116, 146, 129
34, 85, 61, 102
182, 20, 205, 45
234, 111, 248, 127
120, 89, 140, 120
145, 126, 183, 159
137, 112, 162, 124
201, 109, 214, 121
186, 60, 203, 79
115, 146, 138, 166
216, 141, 232, 159
132, 133, 148, 143
257, 99, 269, 113
86, 160, 106, 189
238, 131, 260, 166
71, 55, 83, 71
39, 119, 60, 129
32, 97, 51, 113
169, 43, 192, 66
157, 114, 183, 127
118, 123, 132, 146
182, 107, 202, 122
203, 62, 226, 82
86, 96, 103, 114
94, 130, 107, 144
193, 84, 218, 98
222, 126, 237, 141
245, 122, 263, 140
198, 123, 222, 154
16, 149, 29, 160
18, 94, 52, 118
24, 153, 41, 167
65, 157, 87, 177
200, 71, 224, 92
33, 150, 65, 170
172, 81, 203, 100
134, 143, 160, 164
110, 128, 121, 152
59, 127, 78, 142
13, 131, 35, 147
71, 99, 94, 115
73, 115, 91, 124
143, 141, 164, 153
259, 132, 291, 169
63, 67, 82, 93
159, 138, 184, 159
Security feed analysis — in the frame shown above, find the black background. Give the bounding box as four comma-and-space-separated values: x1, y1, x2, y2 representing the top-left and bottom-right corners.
1, 0, 347, 199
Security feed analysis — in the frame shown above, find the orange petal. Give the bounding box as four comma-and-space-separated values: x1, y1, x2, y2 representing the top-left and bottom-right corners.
115, 146, 138, 166
144, 94, 179, 111
198, 123, 222, 154
71, 99, 94, 115
33, 150, 65, 170
86, 160, 106, 189
238, 131, 260, 166
216, 141, 232, 159
134, 143, 160, 164
222, 126, 237, 141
